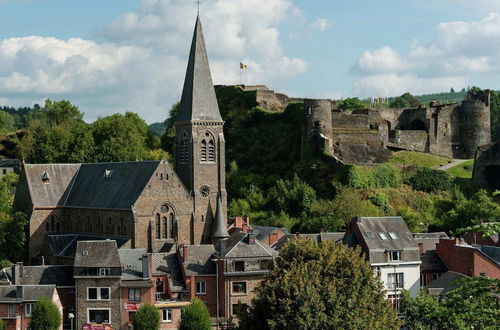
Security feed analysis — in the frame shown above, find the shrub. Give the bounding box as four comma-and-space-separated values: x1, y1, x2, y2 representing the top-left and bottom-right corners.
29, 298, 61, 330
369, 192, 393, 213
408, 168, 451, 193
179, 297, 211, 330
132, 303, 160, 330
346, 164, 400, 189
345, 165, 375, 189
373, 164, 400, 188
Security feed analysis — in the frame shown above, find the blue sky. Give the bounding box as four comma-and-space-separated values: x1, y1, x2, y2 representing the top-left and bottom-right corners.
0, 0, 499, 123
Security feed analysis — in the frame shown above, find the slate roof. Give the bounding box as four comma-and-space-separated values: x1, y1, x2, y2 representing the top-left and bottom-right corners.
0, 285, 56, 302
211, 193, 229, 239
74, 240, 121, 268
0, 159, 19, 168
222, 231, 278, 259
151, 252, 185, 292
48, 234, 130, 258
119, 248, 147, 280
420, 250, 447, 272
477, 245, 500, 264
348, 217, 420, 263
413, 232, 449, 252
17, 265, 74, 286
426, 271, 468, 296
182, 245, 216, 276
23, 163, 80, 207
252, 225, 288, 241
23, 161, 161, 209
176, 16, 222, 122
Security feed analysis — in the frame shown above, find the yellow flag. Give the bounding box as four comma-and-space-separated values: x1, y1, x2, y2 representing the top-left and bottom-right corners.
240, 62, 248, 70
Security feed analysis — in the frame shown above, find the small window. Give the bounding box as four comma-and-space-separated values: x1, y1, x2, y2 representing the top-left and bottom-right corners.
156, 279, 164, 293
88, 309, 110, 324
155, 214, 161, 239
232, 282, 247, 294
87, 287, 110, 301
378, 232, 388, 240
82, 251, 88, 256
234, 261, 245, 272
387, 273, 404, 289
162, 217, 167, 239
128, 288, 141, 302
196, 281, 206, 295
365, 231, 374, 238
161, 205, 169, 213
480, 272, 486, 277
162, 309, 172, 323
388, 232, 398, 240
99, 268, 110, 276
8, 304, 15, 318
432, 273, 439, 280
25, 303, 34, 317
388, 251, 401, 261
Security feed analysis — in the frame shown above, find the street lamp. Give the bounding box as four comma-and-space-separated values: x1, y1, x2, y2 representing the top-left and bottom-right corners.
68, 312, 74, 330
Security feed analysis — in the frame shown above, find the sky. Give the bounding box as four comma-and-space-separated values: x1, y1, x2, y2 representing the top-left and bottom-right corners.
0, 0, 499, 123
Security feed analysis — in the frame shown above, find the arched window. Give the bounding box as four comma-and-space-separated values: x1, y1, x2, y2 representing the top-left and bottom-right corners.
179, 131, 189, 163
155, 214, 161, 239
169, 213, 174, 238
200, 131, 215, 163
162, 217, 167, 239
200, 140, 207, 162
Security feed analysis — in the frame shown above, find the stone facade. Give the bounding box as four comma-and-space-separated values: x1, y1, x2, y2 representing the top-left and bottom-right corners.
473, 141, 500, 191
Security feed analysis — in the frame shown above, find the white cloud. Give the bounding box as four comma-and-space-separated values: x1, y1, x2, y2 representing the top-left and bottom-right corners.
311, 18, 331, 32
352, 13, 500, 97
0, 0, 307, 123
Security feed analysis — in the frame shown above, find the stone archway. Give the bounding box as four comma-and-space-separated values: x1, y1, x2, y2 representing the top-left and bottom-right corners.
409, 119, 426, 130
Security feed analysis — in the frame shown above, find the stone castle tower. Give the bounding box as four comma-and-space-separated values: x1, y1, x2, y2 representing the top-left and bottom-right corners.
174, 16, 228, 245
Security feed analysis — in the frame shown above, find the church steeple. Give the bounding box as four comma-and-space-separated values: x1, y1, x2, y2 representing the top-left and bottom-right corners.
174, 16, 226, 245
176, 16, 222, 122
211, 192, 229, 240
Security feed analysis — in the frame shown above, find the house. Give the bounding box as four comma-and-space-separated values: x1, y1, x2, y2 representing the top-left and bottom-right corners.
0, 159, 19, 178
425, 270, 469, 297
0, 285, 63, 330
435, 237, 500, 278
344, 216, 421, 313
413, 232, 449, 286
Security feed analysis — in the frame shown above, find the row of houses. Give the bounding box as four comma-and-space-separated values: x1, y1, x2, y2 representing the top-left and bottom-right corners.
1, 216, 498, 329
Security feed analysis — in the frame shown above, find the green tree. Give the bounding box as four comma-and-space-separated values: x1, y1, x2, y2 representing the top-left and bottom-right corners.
179, 297, 211, 330
39, 99, 83, 127
132, 303, 160, 330
337, 97, 367, 110
91, 112, 151, 162
29, 298, 61, 330
402, 277, 500, 330
238, 240, 400, 330
160, 102, 179, 154
389, 92, 421, 108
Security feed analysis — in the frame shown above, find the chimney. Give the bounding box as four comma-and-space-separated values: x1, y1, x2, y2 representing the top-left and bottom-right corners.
16, 285, 23, 299
247, 230, 256, 245
183, 246, 189, 262
418, 243, 424, 255
12, 262, 23, 285
142, 254, 150, 279
234, 216, 243, 228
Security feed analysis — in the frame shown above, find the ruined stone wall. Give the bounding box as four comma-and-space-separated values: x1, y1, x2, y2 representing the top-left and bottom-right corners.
302, 99, 333, 157
391, 130, 429, 152
458, 91, 491, 158
473, 141, 500, 190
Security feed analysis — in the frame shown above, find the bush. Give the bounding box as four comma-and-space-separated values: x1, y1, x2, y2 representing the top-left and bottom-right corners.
30, 298, 61, 330
369, 192, 393, 213
408, 168, 451, 193
132, 303, 160, 330
346, 164, 400, 189
179, 297, 211, 330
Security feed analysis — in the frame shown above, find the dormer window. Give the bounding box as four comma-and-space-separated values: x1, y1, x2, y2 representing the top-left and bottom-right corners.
378, 232, 388, 240
104, 169, 113, 180
388, 251, 401, 261
234, 261, 245, 272
41, 171, 50, 183
82, 251, 88, 256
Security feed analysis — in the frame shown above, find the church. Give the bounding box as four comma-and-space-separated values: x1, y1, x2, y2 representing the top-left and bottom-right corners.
14, 16, 230, 264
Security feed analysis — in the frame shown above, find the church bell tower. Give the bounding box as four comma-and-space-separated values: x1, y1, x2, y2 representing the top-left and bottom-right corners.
174, 16, 228, 244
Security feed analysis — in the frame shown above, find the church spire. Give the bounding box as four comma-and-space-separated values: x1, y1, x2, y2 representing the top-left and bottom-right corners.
176, 16, 222, 122
211, 192, 229, 239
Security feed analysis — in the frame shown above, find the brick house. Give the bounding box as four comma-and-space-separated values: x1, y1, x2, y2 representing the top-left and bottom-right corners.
0, 285, 63, 330
344, 217, 421, 313
413, 232, 449, 286
435, 237, 500, 278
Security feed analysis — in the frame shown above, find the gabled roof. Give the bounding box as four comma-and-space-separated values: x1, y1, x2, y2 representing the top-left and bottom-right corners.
176, 16, 222, 122
151, 252, 185, 292
23, 161, 161, 209
182, 245, 216, 276
74, 240, 121, 268
119, 248, 147, 281
420, 250, 447, 272
48, 234, 130, 258
349, 217, 420, 263
222, 231, 278, 258
426, 271, 468, 296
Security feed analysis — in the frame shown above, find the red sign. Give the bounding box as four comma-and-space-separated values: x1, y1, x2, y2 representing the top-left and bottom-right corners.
82, 324, 112, 330
124, 303, 141, 310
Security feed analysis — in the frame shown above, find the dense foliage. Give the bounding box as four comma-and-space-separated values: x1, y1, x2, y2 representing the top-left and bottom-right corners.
407, 167, 451, 193
30, 298, 62, 330
402, 277, 500, 329
179, 297, 211, 330
337, 97, 367, 110
132, 303, 160, 330
389, 92, 421, 108
238, 239, 400, 330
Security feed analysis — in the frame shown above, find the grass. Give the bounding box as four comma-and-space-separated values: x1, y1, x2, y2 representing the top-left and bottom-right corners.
387, 151, 453, 168
446, 159, 474, 178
